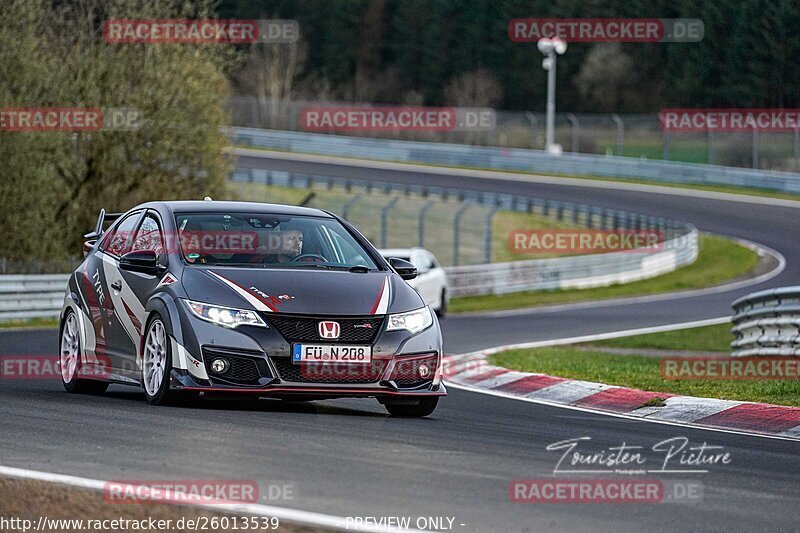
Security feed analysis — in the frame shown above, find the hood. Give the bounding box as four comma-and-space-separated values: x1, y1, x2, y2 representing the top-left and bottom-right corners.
181, 266, 424, 316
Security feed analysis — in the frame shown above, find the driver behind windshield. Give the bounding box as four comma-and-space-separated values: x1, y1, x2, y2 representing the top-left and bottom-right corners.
276, 229, 303, 262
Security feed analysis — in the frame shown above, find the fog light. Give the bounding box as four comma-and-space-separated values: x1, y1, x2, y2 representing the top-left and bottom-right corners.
418, 363, 431, 378
211, 358, 229, 374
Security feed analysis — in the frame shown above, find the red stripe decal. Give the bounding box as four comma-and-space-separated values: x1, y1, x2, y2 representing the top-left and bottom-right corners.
210, 271, 279, 313
121, 299, 143, 336
369, 279, 386, 315
695, 403, 800, 433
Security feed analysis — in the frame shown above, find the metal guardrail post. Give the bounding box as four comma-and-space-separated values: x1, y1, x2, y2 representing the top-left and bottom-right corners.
380, 197, 399, 248
342, 195, 360, 221
483, 205, 501, 263
418, 201, 435, 247
752, 130, 759, 169
612, 114, 624, 156
524, 112, 538, 149
567, 113, 579, 153
452, 204, 470, 267
708, 130, 715, 165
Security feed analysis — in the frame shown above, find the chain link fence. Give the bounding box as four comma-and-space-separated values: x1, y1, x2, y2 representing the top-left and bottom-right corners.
229, 97, 800, 172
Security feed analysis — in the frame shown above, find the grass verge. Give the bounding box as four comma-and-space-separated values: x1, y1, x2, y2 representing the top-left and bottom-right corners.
489, 324, 800, 407
0, 317, 59, 329
0, 477, 318, 532
451, 234, 760, 313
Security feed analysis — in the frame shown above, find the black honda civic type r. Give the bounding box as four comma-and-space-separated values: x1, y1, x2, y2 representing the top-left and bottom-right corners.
58, 200, 445, 417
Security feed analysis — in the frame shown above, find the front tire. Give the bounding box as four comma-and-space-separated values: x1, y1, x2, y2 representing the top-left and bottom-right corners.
384, 397, 439, 417
60, 309, 108, 395
141, 314, 176, 405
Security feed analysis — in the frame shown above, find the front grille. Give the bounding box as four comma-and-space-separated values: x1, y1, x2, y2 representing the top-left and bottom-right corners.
202, 347, 270, 386
266, 315, 383, 344
270, 357, 387, 384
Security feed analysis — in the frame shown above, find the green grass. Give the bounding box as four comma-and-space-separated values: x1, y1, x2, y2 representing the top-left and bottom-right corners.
0, 317, 59, 329
234, 144, 800, 202
597, 322, 733, 352
451, 234, 759, 313
490, 324, 800, 406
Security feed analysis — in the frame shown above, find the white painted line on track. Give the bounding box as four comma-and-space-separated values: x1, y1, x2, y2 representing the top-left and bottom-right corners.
0, 466, 427, 533
447, 317, 800, 442
233, 148, 800, 209
445, 381, 800, 443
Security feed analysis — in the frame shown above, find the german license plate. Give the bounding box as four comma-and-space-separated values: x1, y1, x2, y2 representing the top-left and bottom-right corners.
292, 344, 372, 363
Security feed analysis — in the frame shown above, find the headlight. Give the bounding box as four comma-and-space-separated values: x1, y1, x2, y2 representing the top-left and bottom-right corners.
184, 299, 267, 329
386, 306, 433, 334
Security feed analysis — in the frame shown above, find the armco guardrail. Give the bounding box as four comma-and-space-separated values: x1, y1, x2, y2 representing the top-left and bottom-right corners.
0, 232, 699, 320
231, 127, 800, 194
445, 229, 698, 297
0, 274, 70, 321
731, 287, 800, 356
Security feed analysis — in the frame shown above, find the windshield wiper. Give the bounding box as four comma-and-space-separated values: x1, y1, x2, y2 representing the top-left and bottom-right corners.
348, 265, 370, 273
288, 263, 331, 269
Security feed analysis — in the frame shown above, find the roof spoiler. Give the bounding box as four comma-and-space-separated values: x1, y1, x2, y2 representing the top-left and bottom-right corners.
84, 209, 124, 239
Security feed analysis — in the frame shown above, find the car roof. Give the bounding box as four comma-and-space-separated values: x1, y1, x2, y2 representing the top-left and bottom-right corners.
379, 248, 427, 256
141, 200, 332, 218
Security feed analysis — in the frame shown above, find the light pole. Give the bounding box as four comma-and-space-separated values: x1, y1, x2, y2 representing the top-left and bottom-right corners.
537, 37, 567, 154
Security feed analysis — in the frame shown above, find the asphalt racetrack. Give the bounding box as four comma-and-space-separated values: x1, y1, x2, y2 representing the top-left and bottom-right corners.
1, 155, 798, 532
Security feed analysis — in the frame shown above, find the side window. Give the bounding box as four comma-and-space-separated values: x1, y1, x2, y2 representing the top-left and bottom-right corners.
103, 212, 141, 257
131, 215, 164, 256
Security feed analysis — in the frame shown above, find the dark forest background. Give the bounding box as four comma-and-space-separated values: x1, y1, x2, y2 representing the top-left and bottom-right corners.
219, 0, 800, 112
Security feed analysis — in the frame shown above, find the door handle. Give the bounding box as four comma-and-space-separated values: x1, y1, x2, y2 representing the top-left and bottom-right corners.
111, 280, 122, 291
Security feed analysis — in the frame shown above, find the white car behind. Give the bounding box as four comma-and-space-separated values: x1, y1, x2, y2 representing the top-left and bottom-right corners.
380, 248, 449, 316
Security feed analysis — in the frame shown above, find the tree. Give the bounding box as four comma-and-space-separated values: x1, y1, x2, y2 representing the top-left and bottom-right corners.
575, 44, 636, 112
0, 0, 233, 262
235, 35, 308, 129
443, 69, 503, 108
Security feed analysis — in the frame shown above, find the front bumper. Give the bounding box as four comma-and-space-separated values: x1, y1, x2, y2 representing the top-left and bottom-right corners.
170, 304, 446, 399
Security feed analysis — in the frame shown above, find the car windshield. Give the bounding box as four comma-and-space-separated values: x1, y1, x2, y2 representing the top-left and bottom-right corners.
174, 212, 379, 270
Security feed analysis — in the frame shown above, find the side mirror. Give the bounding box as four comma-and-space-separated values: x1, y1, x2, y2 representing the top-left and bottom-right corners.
83, 240, 96, 258
389, 257, 417, 280
120, 250, 162, 275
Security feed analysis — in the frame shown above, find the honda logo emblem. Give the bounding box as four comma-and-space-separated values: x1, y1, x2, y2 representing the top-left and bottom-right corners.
318, 321, 340, 339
